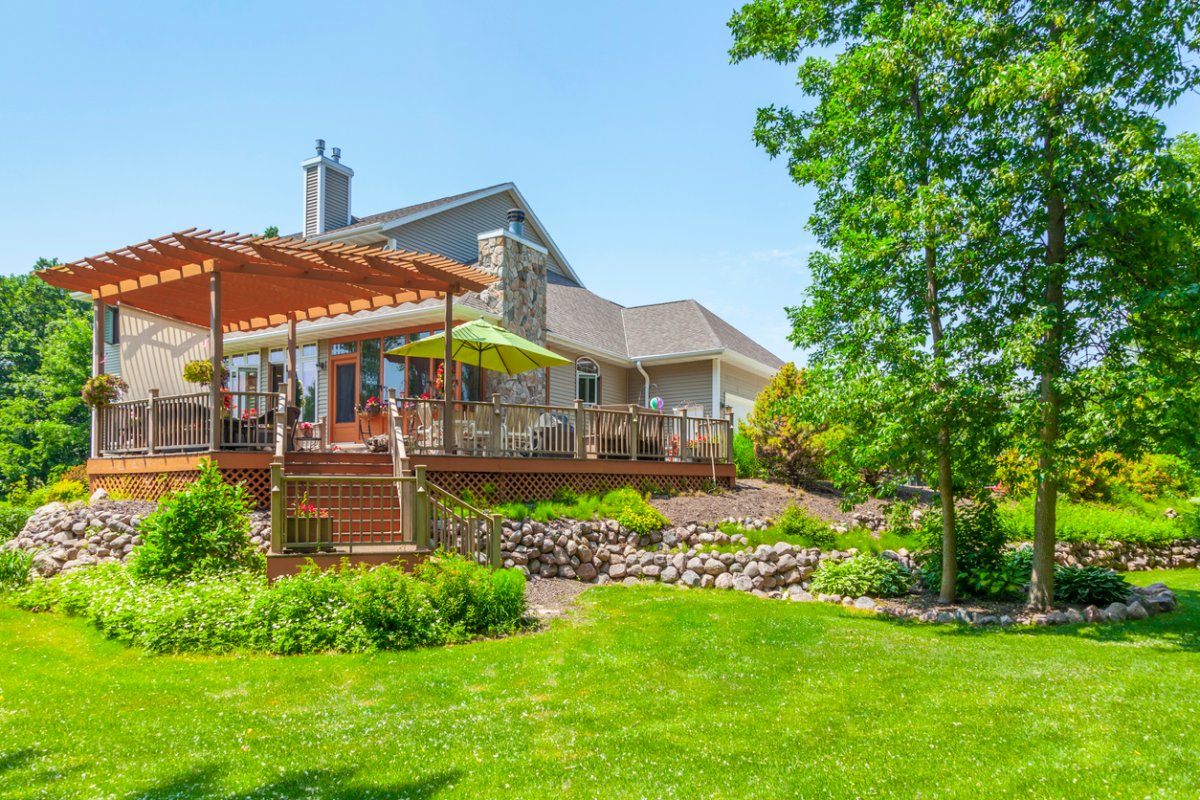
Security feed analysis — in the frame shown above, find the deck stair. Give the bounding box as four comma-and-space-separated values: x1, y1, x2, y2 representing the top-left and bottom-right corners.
284, 451, 394, 476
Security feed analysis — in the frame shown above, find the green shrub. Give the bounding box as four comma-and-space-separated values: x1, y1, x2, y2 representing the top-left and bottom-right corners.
0, 503, 31, 542
0, 549, 34, 591
732, 433, 760, 479
20, 479, 89, 509
497, 487, 668, 534
603, 488, 670, 534
809, 553, 913, 598
15, 554, 527, 655
1054, 565, 1131, 607
129, 459, 262, 581
1116, 454, 1197, 500
973, 548, 1131, 606
777, 503, 835, 549
741, 363, 831, 485
920, 499, 1011, 598
994, 450, 1199, 502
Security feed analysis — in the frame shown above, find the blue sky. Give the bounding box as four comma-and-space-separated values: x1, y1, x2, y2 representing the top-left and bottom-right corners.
1, 1, 1196, 364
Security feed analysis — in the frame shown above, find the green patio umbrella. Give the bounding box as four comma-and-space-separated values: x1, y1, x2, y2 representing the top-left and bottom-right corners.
384, 318, 571, 375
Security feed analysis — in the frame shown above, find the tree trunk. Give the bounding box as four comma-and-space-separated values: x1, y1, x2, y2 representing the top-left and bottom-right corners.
936, 421, 956, 603
911, 73, 957, 603
1030, 85, 1066, 611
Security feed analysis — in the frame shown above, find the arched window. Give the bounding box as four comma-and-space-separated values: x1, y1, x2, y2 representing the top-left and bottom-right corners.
575, 357, 599, 405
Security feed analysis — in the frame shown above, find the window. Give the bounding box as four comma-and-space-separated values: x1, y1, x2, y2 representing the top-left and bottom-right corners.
103, 306, 119, 345
576, 358, 599, 405
360, 338, 381, 405
299, 344, 318, 422
383, 335, 406, 396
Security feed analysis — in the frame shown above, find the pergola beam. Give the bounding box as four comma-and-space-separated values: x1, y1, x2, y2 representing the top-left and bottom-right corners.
37, 229, 496, 335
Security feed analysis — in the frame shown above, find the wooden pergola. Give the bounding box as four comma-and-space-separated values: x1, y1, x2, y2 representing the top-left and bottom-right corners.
38, 229, 497, 453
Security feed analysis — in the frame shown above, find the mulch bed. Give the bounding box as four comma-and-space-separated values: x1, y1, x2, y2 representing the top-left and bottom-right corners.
524, 578, 591, 621
650, 478, 935, 528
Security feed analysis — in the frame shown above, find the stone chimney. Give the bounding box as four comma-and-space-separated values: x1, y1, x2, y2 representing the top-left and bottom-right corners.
477, 209, 549, 404
301, 139, 354, 237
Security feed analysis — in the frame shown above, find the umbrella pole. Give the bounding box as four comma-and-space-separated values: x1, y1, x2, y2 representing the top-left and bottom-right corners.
442, 293, 454, 454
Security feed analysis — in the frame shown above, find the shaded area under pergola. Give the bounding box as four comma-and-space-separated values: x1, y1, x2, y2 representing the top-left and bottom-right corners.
37, 229, 498, 454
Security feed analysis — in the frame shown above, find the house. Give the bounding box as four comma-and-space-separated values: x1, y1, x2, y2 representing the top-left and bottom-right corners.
39, 141, 781, 576
98, 142, 781, 443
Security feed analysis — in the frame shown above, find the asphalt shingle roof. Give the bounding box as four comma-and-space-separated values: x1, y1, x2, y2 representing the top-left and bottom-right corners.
546, 273, 783, 368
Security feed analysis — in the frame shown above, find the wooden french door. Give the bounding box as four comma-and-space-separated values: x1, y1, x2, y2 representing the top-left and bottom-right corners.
329, 354, 359, 443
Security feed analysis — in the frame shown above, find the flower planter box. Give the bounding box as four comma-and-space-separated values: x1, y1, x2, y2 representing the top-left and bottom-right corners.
284, 517, 334, 550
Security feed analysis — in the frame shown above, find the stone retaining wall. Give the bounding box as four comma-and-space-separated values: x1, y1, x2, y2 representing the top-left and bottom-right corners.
3, 500, 271, 578
1054, 539, 1200, 571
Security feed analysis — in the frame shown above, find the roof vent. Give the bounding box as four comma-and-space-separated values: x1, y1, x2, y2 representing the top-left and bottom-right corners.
507, 208, 526, 237
331, 147, 341, 162
315, 139, 325, 156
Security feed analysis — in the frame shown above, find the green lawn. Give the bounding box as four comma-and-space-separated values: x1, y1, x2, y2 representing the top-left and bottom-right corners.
2, 571, 1198, 799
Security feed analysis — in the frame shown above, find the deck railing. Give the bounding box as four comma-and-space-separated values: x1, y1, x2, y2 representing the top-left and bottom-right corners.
96, 389, 733, 464
96, 390, 282, 455
391, 395, 732, 463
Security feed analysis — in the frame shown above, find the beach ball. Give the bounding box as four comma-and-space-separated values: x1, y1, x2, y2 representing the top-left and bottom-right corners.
649, 396, 664, 411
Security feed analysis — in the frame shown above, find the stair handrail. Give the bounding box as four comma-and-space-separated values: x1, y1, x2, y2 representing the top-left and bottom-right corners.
421, 474, 502, 567
387, 389, 408, 478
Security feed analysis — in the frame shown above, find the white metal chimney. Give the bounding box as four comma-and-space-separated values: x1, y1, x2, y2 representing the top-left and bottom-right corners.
301, 140, 353, 237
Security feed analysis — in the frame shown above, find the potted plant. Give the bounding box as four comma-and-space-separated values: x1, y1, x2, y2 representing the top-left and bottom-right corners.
356, 396, 383, 417
182, 359, 228, 387
81, 374, 128, 407
285, 492, 333, 550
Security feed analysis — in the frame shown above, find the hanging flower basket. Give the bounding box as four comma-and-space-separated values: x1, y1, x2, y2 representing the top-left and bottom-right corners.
81, 374, 128, 407
182, 359, 229, 386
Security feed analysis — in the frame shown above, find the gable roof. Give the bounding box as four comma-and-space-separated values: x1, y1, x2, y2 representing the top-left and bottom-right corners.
545, 273, 784, 370
621, 300, 784, 368
313, 183, 585, 286
329, 184, 508, 235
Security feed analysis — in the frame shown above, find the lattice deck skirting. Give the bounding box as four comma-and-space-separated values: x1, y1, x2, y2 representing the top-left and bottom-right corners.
87, 454, 273, 509
88, 453, 735, 509
412, 455, 735, 504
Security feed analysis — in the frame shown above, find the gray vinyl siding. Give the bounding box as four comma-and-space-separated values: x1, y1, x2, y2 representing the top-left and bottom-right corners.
626, 361, 714, 417
546, 348, 629, 408
117, 307, 209, 399
720, 363, 769, 405
548, 348, 578, 407
387, 192, 567, 276
304, 167, 320, 237
316, 340, 330, 422
325, 170, 351, 230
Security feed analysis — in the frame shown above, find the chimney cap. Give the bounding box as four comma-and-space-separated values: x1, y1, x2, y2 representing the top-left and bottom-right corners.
331, 146, 341, 162
315, 139, 326, 156
507, 208, 526, 223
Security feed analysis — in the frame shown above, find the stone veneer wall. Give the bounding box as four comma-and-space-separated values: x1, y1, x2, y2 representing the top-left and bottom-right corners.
476, 231, 548, 404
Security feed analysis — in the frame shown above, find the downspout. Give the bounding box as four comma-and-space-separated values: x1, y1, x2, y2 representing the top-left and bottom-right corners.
635, 360, 651, 407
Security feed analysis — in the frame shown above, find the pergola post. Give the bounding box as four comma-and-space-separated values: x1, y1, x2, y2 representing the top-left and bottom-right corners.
442, 291, 455, 454
285, 316, 298, 412
209, 268, 223, 453
91, 300, 105, 458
